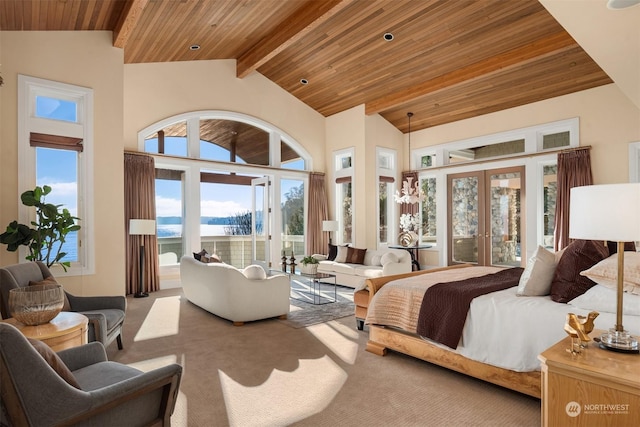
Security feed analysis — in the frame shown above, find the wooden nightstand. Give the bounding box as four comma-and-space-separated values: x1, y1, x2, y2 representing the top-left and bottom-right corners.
538, 330, 640, 427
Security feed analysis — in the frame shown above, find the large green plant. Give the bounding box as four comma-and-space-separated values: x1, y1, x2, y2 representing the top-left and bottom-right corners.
0, 185, 80, 271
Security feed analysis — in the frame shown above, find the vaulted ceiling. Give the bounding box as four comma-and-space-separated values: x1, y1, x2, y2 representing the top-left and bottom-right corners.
1, 0, 614, 134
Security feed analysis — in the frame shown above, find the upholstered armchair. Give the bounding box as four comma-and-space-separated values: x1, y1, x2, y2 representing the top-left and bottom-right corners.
0, 323, 182, 426
0, 261, 126, 350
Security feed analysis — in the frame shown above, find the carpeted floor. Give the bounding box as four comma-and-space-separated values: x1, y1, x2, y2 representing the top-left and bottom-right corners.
107, 288, 540, 427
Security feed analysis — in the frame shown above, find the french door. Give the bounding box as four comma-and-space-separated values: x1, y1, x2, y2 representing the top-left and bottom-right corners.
447, 166, 525, 267
251, 177, 271, 268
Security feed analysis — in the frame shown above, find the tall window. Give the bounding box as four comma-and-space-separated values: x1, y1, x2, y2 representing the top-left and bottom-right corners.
377, 148, 396, 245
18, 75, 93, 274
334, 149, 354, 244
420, 176, 437, 244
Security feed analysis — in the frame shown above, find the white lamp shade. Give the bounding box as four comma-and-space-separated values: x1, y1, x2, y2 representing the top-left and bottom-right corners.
129, 219, 156, 236
322, 220, 339, 232
570, 183, 640, 241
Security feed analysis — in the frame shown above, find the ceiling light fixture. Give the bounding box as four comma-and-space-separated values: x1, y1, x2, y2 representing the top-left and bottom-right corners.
383, 32, 394, 41
189, 44, 201, 51
607, 0, 640, 9
300, 78, 309, 85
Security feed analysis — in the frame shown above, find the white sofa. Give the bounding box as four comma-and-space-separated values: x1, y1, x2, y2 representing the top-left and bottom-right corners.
314, 248, 412, 288
179, 256, 290, 325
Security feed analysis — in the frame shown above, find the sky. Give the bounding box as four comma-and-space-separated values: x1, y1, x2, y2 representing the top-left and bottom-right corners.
37, 96, 303, 220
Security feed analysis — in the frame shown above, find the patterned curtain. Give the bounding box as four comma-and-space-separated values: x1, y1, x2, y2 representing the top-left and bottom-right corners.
307, 172, 329, 255
554, 148, 593, 250
124, 153, 159, 295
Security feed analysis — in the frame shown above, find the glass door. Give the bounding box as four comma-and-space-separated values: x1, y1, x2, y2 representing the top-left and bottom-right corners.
448, 166, 524, 267
251, 177, 270, 268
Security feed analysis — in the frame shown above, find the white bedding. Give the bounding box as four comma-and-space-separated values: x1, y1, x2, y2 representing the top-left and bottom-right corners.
449, 287, 640, 372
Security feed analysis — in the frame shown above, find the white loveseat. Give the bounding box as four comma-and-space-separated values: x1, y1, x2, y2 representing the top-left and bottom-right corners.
179, 256, 290, 325
314, 248, 412, 288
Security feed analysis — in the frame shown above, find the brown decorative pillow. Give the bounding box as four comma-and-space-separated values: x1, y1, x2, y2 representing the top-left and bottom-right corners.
29, 276, 70, 311
28, 338, 81, 389
607, 241, 636, 255
193, 249, 207, 261
345, 247, 367, 265
327, 244, 338, 261
550, 240, 609, 303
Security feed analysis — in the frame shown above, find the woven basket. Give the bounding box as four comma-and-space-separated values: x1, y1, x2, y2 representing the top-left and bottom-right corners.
300, 264, 319, 275
9, 284, 65, 326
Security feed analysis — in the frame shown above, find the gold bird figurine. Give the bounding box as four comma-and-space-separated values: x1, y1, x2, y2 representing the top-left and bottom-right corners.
565, 313, 591, 354
576, 311, 599, 335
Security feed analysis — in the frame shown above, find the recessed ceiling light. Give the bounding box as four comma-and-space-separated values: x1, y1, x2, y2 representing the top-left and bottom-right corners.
300, 78, 309, 85
607, 0, 640, 9
383, 33, 394, 41
189, 44, 201, 51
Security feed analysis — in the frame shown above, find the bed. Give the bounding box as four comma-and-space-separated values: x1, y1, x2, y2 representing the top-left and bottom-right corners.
356, 246, 640, 398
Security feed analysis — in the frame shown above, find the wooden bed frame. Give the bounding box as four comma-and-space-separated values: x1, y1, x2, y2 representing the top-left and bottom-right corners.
357, 265, 541, 398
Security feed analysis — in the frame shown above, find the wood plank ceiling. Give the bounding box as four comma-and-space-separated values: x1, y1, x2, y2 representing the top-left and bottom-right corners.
2, 0, 612, 137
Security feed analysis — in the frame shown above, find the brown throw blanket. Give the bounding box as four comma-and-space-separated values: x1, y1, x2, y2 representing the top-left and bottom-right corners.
416, 267, 524, 349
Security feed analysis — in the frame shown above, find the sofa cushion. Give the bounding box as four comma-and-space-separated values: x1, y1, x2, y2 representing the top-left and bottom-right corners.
346, 247, 367, 264
335, 245, 349, 263
380, 252, 399, 265
327, 244, 338, 261
354, 265, 384, 278
331, 263, 357, 275
243, 265, 267, 280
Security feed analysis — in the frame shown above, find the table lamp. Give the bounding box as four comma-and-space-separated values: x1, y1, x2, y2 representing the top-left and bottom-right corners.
129, 219, 156, 298
569, 183, 640, 353
322, 220, 339, 245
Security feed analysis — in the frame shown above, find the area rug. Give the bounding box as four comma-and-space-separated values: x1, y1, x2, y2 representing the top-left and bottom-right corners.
279, 281, 355, 328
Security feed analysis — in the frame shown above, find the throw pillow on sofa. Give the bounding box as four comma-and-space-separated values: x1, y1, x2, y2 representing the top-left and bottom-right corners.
334, 245, 349, 263
328, 244, 338, 261
243, 265, 267, 280
345, 247, 367, 264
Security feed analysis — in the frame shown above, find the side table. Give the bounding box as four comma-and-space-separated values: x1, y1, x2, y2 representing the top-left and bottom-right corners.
538, 329, 640, 426
2, 311, 89, 352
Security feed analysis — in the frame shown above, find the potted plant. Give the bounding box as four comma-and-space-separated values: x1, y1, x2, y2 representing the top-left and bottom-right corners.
0, 185, 81, 271
300, 255, 319, 275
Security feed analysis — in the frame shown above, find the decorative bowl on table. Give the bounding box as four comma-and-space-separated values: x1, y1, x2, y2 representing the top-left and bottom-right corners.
300, 263, 319, 275
8, 284, 65, 326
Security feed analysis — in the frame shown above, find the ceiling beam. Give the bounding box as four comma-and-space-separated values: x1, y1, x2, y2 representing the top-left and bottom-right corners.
113, 0, 148, 49
236, 0, 351, 79
365, 31, 578, 116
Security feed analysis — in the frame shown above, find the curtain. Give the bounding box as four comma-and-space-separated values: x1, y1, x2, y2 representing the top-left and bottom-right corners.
399, 171, 419, 232
124, 153, 159, 295
554, 148, 593, 250
307, 172, 329, 255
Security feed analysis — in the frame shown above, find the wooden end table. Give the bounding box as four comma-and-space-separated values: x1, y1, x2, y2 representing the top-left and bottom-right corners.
3, 311, 89, 352
538, 329, 640, 426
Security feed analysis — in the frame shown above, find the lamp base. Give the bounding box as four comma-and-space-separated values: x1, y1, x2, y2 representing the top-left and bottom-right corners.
599, 328, 639, 354
134, 292, 149, 298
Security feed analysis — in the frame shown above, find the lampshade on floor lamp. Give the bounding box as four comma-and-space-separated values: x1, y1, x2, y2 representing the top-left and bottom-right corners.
569, 183, 640, 353
129, 219, 156, 298
322, 220, 339, 244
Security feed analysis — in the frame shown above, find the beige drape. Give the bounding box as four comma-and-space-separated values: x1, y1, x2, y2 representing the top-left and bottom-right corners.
307, 172, 329, 255
554, 148, 593, 250
124, 153, 159, 295
399, 171, 419, 232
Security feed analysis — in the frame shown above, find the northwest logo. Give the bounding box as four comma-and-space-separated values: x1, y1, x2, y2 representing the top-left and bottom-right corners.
566, 401, 581, 417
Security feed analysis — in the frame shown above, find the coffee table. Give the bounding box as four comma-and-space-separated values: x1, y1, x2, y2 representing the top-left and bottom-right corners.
270, 269, 337, 305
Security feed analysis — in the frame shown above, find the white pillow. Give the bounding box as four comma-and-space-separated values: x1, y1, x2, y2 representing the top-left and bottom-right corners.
243, 265, 267, 280
371, 254, 383, 266
380, 252, 399, 265
580, 252, 640, 295
334, 246, 349, 263
516, 246, 558, 296
568, 284, 640, 316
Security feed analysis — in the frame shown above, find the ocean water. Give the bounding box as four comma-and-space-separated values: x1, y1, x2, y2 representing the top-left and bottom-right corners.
158, 224, 227, 237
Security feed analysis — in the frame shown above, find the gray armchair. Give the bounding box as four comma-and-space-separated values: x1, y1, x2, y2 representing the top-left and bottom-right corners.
0, 261, 126, 350
0, 323, 182, 426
